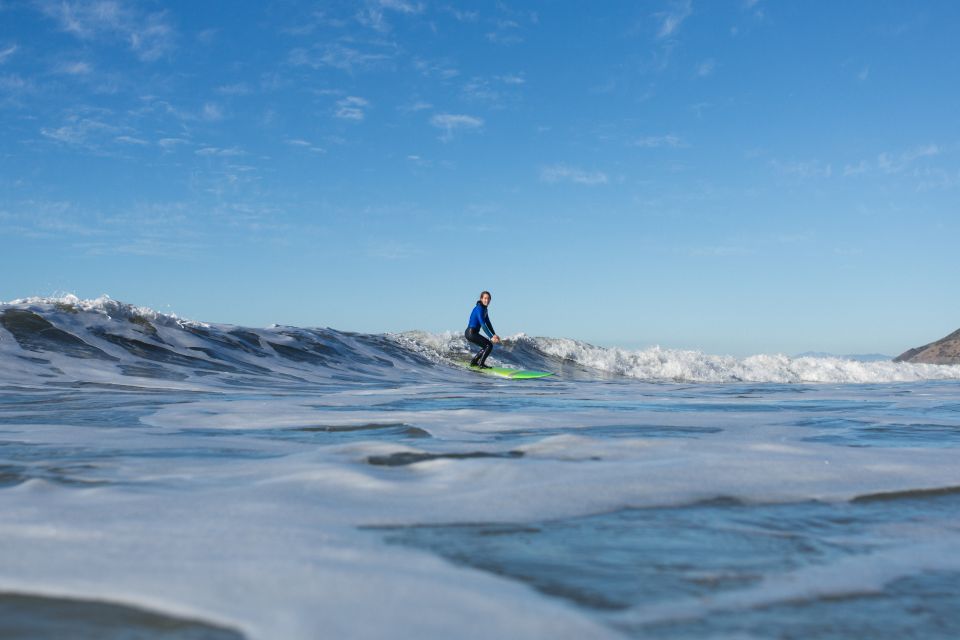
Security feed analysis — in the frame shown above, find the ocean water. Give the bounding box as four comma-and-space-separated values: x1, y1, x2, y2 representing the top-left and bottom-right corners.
1, 296, 959, 639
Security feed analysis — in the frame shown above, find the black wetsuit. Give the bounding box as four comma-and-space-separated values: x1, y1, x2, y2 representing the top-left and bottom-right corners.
465, 301, 495, 366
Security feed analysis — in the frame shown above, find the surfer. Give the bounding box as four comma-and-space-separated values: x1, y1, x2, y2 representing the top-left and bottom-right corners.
465, 291, 500, 368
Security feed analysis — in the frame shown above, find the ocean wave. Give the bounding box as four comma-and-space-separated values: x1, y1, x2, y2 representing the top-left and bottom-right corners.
2, 296, 959, 387
393, 330, 960, 384
509, 335, 960, 384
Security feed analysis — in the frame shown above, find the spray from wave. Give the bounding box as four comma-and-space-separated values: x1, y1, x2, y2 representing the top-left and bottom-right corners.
2, 295, 959, 386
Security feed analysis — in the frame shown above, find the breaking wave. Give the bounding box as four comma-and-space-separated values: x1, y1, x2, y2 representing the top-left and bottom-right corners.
2, 295, 959, 388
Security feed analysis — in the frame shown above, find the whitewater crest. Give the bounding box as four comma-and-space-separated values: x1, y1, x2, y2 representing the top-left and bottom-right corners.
1, 296, 960, 387
508, 335, 960, 384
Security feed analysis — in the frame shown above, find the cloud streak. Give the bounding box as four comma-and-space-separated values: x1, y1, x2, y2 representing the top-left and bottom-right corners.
195, 146, 244, 157
285, 139, 325, 153
656, 0, 692, 39
844, 144, 940, 177
540, 164, 609, 186
430, 113, 483, 141
0, 44, 17, 64
634, 134, 686, 148
56, 60, 93, 75
335, 96, 369, 121
37, 1, 176, 61
355, 0, 424, 32
771, 159, 833, 179
289, 43, 392, 72
40, 116, 119, 146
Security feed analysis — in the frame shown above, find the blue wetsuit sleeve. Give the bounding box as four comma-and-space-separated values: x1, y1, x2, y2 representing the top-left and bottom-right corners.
482, 311, 495, 338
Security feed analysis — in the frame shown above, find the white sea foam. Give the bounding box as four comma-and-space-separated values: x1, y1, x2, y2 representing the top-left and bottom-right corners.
396, 331, 960, 384
3, 389, 960, 637
2, 296, 960, 638
517, 335, 960, 383
5, 293, 199, 327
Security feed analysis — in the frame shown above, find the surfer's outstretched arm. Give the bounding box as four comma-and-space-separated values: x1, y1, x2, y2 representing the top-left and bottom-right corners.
482, 316, 495, 339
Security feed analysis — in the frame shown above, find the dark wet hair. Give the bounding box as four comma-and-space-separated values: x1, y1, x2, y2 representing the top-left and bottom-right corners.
479, 290, 491, 301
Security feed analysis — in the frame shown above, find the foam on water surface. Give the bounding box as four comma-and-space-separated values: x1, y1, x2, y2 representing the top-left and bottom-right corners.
1, 297, 960, 638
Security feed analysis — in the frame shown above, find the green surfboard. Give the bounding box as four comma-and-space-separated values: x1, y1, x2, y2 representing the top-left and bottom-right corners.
463, 363, 554, 379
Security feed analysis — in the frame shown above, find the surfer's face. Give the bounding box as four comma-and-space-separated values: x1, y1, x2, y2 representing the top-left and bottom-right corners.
481, 293, 491, 305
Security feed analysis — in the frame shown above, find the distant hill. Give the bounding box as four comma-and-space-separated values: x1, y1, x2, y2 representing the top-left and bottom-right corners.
894, 328, 960, 364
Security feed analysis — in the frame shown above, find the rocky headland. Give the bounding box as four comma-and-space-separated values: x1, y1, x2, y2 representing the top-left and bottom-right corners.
894, 328, 960, 365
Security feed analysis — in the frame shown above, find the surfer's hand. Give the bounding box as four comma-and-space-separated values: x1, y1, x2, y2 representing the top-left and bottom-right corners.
492, 335, 501, 344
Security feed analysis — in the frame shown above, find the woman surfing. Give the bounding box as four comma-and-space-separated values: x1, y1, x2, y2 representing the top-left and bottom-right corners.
465, 290, 500, 369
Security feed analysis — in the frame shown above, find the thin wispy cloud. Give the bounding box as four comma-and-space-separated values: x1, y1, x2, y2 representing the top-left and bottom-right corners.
444, 7, 479, 22
289, 43, 393, 72
400, 100, 432, 113
540, 164, 609, 186
355, 0, 424, 32
405, 154, 433, 168
281, 9, 349, 36
0, 74, 33, 95
878, 144, 939, 173
916, 168, 960, 192
55, 60, 93, 75
37, 1, 176, 61
689, 102, 711, 118
413, 57, 459, 79
216, 83, 252, 96
285, 139, 325, 153
461, 74, 525, 107
696, 58, 715, 77
355, 8, 391, 32
741, 0, 765, 19
157, 137, 189, 150
771, 159, 833, 179
40, 116, 119, 146
656, 0, 692, 39
366, 238, 420, 260
634, 134, 686, 148
335, 96, 370, 121
843, 144, 941, 178
115, 135, 148, 145
0, 44, 17, 64
843, 160, 868, 176
461, 77, 500, 104
195, 146, 244, 157
2, 199, 104, 240
430, 113, 483, 141
379, 0, 424, 13
486, 18, 524, 45
201, 102, 224, 122
688, 244, 753, 257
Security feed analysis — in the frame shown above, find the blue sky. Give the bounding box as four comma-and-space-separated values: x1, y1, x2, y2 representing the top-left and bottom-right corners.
1, 1, 958, 355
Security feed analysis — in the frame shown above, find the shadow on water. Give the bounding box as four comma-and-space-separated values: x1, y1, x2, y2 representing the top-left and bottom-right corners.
0, 310, 117, 361
636, 571, 960, 640
370, 492, 960, 639
367, 450, 524, 467
489, 424, 722, 443
0, 462, 110, 488
0, 593, 244, 640
792, 416, 960, 448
